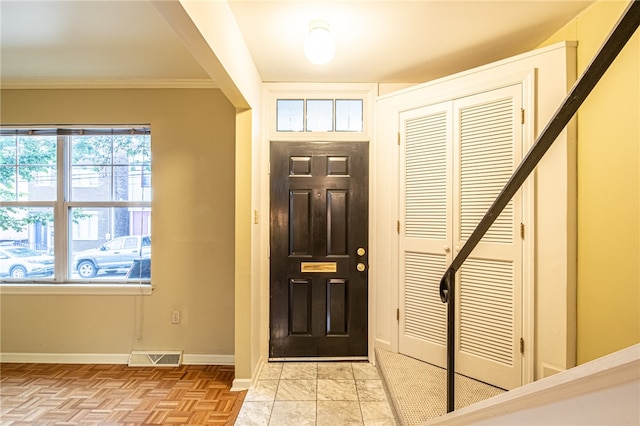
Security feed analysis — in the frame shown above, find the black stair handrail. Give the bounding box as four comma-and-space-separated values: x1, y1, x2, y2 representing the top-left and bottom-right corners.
438, 0, 640, 413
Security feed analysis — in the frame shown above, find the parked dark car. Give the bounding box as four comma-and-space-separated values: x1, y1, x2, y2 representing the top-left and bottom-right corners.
125, 257, 151, 279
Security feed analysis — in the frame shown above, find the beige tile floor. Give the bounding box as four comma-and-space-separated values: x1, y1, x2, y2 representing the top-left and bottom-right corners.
234, 361, 397, 426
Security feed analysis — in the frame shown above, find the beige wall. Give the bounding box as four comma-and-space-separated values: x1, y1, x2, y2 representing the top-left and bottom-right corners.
538, 0, 640, 364
0, 88, 237, 358
154, 1, 264, 385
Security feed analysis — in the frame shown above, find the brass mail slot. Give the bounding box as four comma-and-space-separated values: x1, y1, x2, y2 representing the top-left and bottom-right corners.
301, 262, 337, 273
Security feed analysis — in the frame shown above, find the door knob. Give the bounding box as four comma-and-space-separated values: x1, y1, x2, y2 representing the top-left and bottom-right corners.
357, 263, 366, 272
443, 245, 451, 253
357, 247, 366, 256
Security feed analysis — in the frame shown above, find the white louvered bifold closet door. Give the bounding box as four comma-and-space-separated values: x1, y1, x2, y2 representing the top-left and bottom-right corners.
398, 84, 523, 391
453, 85, 523, 390
398, 102, 453, 367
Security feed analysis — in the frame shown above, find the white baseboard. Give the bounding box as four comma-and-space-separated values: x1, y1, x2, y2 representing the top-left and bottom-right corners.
0, 352, 234, 366
0, 352, 130, 364
182, 354, 234, 365
541, 362, 564, 378
252, 356, 266, 386
228, 356, 266, 391
231, 378, 252, 391
374, 339, 393, 354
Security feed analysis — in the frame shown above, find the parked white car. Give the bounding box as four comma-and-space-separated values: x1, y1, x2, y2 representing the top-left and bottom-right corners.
0, 246, 55, 278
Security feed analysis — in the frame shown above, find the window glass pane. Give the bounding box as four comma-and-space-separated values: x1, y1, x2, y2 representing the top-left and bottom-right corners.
113, 133, 151, 165
71, 134, 151, 202
70, 207, 151, 281
306, 100, 334, 132
0, 207, 55, 280
72, 135, 111, 165
276, 100, 304, 132
71, 165, 108, 193
0, 167, 16, 201
335, 100, 363, 132
1, 136, 17, 164
0, 135, 57, 201
18, 166, 57, 200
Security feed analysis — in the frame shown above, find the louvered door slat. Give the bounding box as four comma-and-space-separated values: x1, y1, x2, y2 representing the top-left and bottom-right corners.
404, 251, 447, 345
459, 258, 514, 366
404, 111, 448, 240
459, 97, 515, 245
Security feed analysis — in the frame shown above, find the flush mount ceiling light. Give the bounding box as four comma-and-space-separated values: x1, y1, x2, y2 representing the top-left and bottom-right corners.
304, 20, 336, 65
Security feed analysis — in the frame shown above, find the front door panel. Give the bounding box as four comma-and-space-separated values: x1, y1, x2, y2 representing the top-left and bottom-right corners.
270, 141, 368, 358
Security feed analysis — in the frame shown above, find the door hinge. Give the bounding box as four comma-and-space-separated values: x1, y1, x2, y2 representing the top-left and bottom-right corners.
521, 108, 525, 124
396, 308, 400, 321
520, 337, 525, 354
520, 223, 525, 239
397, 132, 400, 145
397, 220, 400, 234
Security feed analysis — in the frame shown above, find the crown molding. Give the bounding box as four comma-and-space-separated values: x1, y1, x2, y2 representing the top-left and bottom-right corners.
0, 79, 219, 89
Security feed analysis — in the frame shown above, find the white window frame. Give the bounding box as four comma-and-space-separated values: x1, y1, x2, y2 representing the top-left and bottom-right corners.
0, 126, 152, 295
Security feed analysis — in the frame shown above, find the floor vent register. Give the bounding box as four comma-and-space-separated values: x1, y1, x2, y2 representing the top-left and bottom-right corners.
128, 351, 183, 367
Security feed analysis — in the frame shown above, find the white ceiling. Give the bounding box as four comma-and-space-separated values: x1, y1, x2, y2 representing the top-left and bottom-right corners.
0, 0, 596, 86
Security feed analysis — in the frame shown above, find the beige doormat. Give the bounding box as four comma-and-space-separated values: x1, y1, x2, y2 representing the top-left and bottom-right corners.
375, 347, 505, 425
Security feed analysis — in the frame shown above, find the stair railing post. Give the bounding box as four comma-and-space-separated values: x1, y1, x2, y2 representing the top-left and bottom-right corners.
440, 268, 456, 412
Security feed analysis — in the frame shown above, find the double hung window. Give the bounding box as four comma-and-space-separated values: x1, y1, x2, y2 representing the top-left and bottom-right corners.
0, 127, 151, 284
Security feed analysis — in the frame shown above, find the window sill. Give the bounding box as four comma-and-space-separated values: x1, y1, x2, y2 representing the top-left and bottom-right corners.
0, 283, 153, 296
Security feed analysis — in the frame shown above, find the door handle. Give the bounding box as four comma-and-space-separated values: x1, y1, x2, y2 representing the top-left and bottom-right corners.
357, 263, 366, 272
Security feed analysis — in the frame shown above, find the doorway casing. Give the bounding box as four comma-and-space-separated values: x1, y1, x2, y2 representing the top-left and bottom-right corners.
259, 83, 378, 372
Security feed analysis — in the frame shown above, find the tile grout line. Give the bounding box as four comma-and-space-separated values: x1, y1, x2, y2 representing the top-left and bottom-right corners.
267, 372, 279, 426
352, 362, 367, 426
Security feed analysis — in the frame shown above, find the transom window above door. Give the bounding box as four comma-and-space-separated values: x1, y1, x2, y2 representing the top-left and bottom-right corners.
276, 99, 363, 132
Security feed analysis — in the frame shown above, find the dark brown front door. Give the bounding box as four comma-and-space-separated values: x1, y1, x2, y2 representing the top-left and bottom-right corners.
270, 141, 369, 358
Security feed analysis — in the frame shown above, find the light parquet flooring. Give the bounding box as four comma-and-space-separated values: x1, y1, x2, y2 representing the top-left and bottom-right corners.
0, 363, 246, 425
